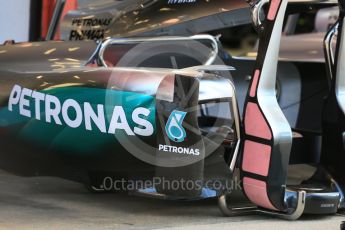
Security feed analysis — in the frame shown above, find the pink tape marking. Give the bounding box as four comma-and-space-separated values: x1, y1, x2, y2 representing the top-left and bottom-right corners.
267, 0, 281, 21
244, 102, 272, 140
243, 177, 277, 210
242, 140, 271, 176
250, 70, 260, 97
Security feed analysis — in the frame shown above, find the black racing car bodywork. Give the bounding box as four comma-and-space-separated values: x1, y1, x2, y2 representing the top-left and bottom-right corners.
0, 36, 240, 199
0, 0, 344, 220
60, 0, 251, 40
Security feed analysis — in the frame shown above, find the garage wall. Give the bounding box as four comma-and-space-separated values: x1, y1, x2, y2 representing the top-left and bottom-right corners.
0, 0, 31, 43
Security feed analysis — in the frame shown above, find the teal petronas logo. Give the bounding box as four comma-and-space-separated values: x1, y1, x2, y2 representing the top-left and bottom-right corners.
165, 110, 187, 142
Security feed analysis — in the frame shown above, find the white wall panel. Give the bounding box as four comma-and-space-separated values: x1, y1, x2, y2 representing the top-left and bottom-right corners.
0, 0, 31, 43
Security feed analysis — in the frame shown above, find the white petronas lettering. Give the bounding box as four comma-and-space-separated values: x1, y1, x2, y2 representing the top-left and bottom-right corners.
158, 144, 200, 156
8, 85, 154, 137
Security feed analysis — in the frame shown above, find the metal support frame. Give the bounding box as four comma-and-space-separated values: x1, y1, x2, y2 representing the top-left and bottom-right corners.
218, 191, 306, 220
219, 0, 341, 220
46, 0, 66, 41
324, 22, 339, 80
97, 35, 219, 67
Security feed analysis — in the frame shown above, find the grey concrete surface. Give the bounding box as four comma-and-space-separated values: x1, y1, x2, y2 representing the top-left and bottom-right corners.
0, 169, 343, 230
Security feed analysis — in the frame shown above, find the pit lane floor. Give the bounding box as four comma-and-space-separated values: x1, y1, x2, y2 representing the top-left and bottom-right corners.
0, 169, 343, 230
